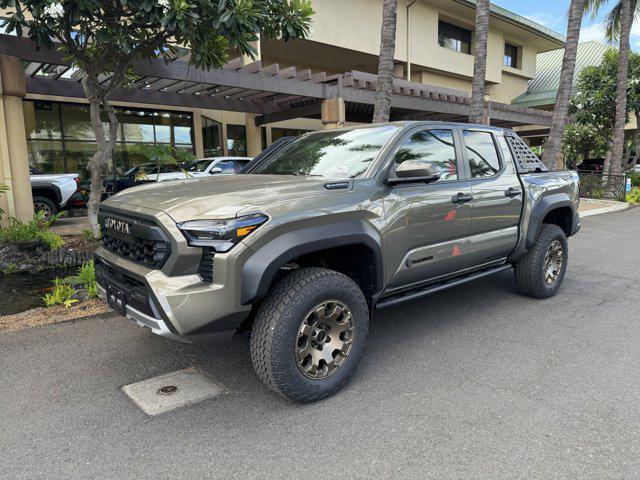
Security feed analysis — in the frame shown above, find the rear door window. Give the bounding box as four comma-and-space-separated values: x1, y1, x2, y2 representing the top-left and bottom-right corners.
463, 130, 502, 179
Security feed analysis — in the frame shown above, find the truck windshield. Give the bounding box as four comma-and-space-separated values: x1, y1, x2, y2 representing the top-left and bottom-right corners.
253, 125, 399, 178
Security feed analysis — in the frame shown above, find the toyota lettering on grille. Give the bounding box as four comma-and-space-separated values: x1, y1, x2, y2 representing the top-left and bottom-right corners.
105, 217, 132, 236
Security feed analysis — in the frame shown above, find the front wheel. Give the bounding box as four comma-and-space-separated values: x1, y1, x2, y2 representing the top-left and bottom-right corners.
514, 224, 568, 299
250, 268, 369, 402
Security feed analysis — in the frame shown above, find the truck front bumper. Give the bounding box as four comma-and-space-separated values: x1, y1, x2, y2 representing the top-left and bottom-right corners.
95, 247, 252, 343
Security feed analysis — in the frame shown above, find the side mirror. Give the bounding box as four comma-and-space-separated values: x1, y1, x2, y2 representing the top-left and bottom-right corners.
209, 167, 223, 175
387, 160, 441, 186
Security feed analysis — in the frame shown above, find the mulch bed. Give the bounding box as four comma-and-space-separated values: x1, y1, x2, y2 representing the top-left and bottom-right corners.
0, 298, 112, 333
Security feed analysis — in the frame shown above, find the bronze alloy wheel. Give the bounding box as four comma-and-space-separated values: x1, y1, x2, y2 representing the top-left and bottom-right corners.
295, 300, 355, 379
543, 239, 564, 285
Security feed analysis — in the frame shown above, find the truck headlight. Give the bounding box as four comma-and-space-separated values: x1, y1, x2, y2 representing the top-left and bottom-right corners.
177, 214, 268, 251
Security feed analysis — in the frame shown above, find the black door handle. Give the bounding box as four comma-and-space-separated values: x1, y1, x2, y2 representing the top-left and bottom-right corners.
505, 187, 522, 198
452, 192, 473, 204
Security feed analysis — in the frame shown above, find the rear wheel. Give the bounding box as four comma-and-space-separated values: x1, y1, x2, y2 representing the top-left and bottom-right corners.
250, 267, 369, 402
32, 196, 58, 221
514, 224, 568, 298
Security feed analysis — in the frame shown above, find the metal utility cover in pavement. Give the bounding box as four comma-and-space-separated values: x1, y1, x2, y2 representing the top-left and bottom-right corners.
122, 368, 223, 416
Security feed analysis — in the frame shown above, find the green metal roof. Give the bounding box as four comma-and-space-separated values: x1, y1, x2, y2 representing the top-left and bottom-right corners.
513, 41, 612, 108
455, 0, 566, 46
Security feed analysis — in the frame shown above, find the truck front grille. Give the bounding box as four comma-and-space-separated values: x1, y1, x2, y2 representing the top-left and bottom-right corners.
102, 231, 170, 269
99, 208, 172, 269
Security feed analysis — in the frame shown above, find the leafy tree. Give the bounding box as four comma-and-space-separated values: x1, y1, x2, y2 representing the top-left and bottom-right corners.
0, 0, 313, 235
560, 124, 608, 169
569, 49, 640, 170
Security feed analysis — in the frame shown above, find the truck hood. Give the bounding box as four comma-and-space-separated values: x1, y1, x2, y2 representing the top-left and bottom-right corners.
106, 174, 346, 221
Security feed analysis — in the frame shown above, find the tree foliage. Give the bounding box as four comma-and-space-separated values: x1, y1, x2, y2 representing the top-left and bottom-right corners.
1, 0, 314, 76
0, 0, 313, 234
567, 48, 640, 170
560, 124, 608, 169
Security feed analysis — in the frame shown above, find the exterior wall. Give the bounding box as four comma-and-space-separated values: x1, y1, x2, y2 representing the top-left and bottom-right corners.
304, 0, 555, 95
489, 72, 530, 104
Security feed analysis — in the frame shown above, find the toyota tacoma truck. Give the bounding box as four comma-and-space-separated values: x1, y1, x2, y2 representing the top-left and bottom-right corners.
95, 122, 580, 402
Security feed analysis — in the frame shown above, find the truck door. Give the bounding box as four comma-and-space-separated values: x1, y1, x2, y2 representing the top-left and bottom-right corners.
384, 128, 474, 292
461, 129, 523, 266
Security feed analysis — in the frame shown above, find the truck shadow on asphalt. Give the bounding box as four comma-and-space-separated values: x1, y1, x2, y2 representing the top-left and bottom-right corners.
167, 270, 524, 402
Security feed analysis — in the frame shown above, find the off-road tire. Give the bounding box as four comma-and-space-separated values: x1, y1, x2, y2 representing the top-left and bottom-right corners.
250, 267, 369, 402
514, 223, 568, 299
32, 195, 58, 221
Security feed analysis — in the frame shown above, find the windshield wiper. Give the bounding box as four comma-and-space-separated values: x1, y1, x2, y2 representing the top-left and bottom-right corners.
291, 171, 322, 177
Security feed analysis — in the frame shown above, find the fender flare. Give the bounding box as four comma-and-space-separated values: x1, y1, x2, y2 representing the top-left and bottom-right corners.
526, 193, 575, 248
32, 184, 63, 205
241, 221, 384, 305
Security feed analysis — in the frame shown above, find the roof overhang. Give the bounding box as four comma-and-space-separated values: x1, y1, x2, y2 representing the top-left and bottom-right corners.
0, 34, 553, 128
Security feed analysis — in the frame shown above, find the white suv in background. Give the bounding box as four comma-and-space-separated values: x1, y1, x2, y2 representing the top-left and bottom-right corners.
178, 156, 253, 179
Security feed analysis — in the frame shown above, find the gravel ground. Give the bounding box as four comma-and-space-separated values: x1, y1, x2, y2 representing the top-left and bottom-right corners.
1, 207, 639, 479
0, 299, 110, 333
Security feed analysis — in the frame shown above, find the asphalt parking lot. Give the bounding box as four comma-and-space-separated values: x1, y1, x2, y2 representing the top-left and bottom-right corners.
2, 207, 640, 479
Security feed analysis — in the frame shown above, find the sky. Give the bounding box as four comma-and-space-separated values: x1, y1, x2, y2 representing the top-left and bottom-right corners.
492, 0, 640, 50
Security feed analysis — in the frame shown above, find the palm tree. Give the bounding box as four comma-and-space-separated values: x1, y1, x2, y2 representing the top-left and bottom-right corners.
603, 0, 634, 177
372, 0, 398, 123
541, 0, 586, 170
469, 0, 490, 124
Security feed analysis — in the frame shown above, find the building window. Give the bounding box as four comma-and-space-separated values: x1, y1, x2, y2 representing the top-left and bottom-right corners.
23, 100, 194, 180
438, 21, 472, 54
202, 116, 223, 157
504, 43, 519, 68
226, 124, 247, 156
271, 127, 312, 143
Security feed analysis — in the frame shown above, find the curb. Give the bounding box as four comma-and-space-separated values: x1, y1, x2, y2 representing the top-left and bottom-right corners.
579, 202, 631, 218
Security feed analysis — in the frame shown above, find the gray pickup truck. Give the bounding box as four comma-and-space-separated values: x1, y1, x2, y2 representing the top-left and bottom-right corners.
95, 122, 580, 402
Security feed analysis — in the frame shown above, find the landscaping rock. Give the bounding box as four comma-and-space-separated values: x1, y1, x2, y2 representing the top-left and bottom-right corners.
0, 237, 96, 273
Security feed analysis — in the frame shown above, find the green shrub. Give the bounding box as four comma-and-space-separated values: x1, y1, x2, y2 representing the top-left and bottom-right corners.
627, 187, 640, 205
629, 172, 640, 188
0, 211, 64, 249
60, 260, 98, 299
43, 279, 79, 308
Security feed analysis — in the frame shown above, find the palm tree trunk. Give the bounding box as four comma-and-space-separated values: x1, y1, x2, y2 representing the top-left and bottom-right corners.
373, 0, 398, 123
469, 0, 490, 124
609, 0, 632, 180
541, 0, 585, 170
